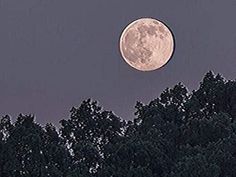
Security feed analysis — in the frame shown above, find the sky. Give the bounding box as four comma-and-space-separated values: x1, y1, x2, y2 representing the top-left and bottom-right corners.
0, 0, 236, 126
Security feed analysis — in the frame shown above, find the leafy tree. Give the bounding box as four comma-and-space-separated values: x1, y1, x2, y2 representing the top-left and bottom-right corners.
0, 71, 236, 177
60, 99, 124, 176
1, 114, 71, 177
0, 115, 14, 177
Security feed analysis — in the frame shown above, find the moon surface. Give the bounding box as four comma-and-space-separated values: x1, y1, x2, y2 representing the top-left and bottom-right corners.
119, 18, 174, 71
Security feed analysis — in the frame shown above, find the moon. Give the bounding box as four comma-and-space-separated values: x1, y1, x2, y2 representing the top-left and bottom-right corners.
119, 18, 175, 71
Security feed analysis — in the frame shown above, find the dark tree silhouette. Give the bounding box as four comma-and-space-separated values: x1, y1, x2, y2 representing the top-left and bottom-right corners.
60, 99, 125, 177
1, 71, 236, 177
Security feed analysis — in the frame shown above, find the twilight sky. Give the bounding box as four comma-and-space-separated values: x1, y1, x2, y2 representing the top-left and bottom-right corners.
0, 0, 236, 125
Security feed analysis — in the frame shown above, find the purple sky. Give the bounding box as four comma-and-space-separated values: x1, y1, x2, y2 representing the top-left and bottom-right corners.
0, 0, 236, 126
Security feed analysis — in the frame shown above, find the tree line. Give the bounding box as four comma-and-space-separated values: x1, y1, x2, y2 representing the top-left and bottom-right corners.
1, 71, 236, 177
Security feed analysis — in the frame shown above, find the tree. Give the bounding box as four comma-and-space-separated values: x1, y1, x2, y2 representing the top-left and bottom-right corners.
0, 71, 236, 176
1, 114, 71, 177
60, 99, 124, 176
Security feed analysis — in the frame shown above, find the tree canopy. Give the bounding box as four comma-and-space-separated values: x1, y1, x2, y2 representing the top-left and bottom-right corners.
1, 71, 236, 177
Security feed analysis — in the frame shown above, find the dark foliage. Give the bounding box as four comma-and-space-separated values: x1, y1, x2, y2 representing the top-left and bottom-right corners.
1, 71, 236, 177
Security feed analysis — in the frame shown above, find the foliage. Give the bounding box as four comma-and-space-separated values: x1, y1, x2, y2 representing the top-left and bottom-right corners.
1, 71, 236, 176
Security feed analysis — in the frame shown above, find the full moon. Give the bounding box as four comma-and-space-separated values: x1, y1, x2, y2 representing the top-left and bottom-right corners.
119, 18, 174, 71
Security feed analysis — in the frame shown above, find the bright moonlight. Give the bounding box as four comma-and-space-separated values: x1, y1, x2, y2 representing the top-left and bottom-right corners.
119, 18, 175, 71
